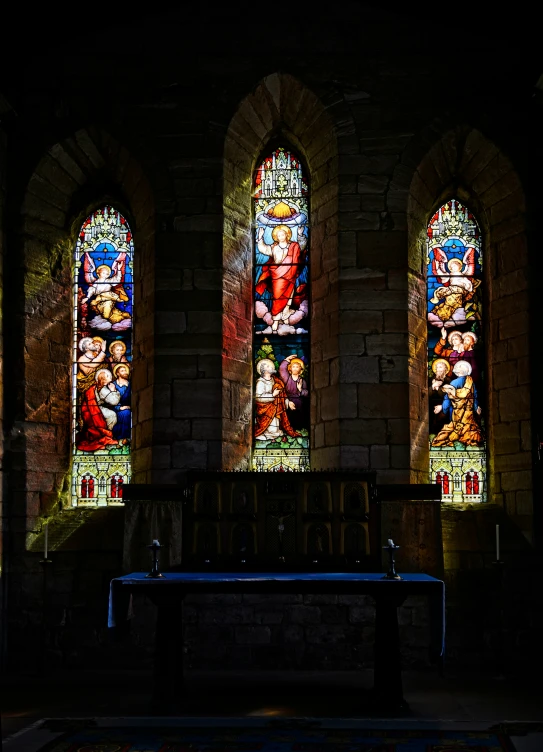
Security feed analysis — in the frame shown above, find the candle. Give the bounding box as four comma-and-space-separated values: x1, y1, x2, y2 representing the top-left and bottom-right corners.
495, 524, 500, 561
44, 522, 49, 559
152, 539, 160, 547
387, 538, 394, 547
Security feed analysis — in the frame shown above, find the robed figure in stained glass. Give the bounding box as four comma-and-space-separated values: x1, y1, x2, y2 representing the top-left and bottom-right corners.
279, 354, 308, 432
254, 358, 299, 441
111, 363, 132, 443
256, 221, 307, 335
432, 360, 483, 447
76, 368, 120, 452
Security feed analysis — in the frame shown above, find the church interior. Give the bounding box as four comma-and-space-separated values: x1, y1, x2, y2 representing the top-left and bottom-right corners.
0, 3, 542, 750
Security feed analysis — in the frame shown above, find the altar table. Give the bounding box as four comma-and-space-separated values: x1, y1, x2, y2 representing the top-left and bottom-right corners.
108, 572, 445, 711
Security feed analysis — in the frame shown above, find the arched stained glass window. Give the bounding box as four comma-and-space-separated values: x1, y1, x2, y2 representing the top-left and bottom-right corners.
72, 206, 133, 505
252, 147, 310, 471
427, 199, 486, 501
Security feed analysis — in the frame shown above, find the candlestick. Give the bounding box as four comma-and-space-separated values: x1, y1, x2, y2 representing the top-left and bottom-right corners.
44, 521, 49, 559
146, 540, 164, 578
496, 524, 500, 561
382, 540, 402, 580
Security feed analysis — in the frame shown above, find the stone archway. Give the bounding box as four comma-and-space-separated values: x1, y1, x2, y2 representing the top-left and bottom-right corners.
222, 73, 350, 470
10, 127, 156, 542
395, 125, 531, 536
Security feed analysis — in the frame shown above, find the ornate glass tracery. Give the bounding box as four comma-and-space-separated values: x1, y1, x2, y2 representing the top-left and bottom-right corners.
252, 147, 310, 471
427, 199, 486, 501
71, 206, 133, 505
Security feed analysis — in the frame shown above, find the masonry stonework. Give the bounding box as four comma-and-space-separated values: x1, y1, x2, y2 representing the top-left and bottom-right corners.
0, 8, 541, 675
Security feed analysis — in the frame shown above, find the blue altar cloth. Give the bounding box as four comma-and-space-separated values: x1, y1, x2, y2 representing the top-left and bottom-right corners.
108, 571, 445, 659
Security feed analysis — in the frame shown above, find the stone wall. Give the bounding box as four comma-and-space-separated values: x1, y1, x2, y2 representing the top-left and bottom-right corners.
0, 119, 5, 636
0, 8, 540, 673
7, 129, 156, 552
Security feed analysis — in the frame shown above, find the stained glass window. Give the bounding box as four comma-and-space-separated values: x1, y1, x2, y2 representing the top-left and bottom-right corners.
427, 200, 486, 502
71, 206, 133, 505
252, 147, 310, 472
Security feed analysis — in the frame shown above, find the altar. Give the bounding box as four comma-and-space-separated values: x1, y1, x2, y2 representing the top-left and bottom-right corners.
109, 571, 445, 711
113, 472, 444, 710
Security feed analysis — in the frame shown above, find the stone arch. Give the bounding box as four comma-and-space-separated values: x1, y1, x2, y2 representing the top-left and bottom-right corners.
399, 125, 532, 536
9, 127, 156, 546
222, 73, 353, 470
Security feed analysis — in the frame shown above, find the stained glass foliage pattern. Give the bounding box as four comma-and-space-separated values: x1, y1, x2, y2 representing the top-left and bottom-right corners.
427, 200, 486, 502
72, 206, 133, 505
252, 148, 310, 472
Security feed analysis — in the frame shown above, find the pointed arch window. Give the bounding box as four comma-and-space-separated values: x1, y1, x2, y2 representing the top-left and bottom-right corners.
71, 206, 133, 505
252, 147, 310, 471
427, 199, 486, 501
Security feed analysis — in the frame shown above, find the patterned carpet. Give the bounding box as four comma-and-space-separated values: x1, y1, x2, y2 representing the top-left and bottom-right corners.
33, 721, 517, 752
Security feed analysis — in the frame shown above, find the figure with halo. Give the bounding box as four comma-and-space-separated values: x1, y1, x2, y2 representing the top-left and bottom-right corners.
255, 198, 308, 336
111, 363, 132, 443
254, 358, 299, 441
432, 360, 483, 447
279, 354, 308, 432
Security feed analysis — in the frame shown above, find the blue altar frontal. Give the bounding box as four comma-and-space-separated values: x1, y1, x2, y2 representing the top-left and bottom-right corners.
108, 570, 445, 711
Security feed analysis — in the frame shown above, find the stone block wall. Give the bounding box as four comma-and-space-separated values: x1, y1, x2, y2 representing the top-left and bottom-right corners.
0, 8, 540, 674
0, 121, 5, 618
5, 128, 156, 553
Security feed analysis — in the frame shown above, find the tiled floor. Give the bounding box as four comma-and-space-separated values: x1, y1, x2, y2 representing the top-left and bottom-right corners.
2, 669, 542, 751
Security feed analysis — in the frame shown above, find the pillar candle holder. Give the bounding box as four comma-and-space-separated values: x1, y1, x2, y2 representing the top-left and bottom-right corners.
146, 541, 165, 578
382, 540, 402, 580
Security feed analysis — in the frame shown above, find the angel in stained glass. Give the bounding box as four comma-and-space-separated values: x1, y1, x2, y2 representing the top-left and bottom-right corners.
81, 251, 131, 331
428, 246, 479, 328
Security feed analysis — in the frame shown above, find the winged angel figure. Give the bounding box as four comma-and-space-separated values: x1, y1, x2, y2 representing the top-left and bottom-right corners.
428, 246, 480, 328
81, 251, 132, 331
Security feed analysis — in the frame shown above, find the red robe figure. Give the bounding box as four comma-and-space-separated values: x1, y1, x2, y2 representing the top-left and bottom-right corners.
76, 370, 119, 452
256, 224, 307, 333
254, 358, 299, 441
